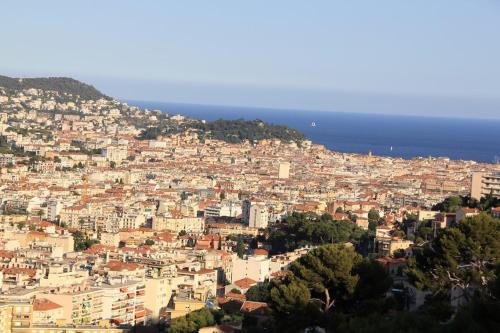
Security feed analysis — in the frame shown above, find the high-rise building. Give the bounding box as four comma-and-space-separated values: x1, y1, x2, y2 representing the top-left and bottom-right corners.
278, 162, 290, 179
248, 204, 269, 229
471, 172, 500, 200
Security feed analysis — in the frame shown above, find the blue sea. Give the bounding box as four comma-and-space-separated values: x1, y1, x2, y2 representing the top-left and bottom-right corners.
127, 101, 500, 163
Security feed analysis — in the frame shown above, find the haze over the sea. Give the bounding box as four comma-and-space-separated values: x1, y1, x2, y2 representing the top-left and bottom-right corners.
129, 100, 500, 163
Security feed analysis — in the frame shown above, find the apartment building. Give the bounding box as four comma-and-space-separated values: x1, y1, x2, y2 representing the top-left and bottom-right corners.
471, 171, 500, 200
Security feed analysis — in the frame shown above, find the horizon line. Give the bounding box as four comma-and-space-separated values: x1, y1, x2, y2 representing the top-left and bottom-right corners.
123, 98, 500, 122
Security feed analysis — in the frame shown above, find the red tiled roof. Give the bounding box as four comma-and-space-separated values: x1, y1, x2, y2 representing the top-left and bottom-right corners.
234, 278, 257, 289
240, 301, 268, 313
106, 260, 141, 272
33, 298, 62, 311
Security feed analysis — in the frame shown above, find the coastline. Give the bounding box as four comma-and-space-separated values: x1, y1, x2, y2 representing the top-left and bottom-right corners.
126, 100, 500, 164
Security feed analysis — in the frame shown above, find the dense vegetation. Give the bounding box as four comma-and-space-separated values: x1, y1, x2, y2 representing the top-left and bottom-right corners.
268, 212, 368, 254
72, 230, 100, 251
0, 75, 109, 100
247, 214, 500, 332
432, 194, 500, 212
168, 307, 242, 333
138, 118, 305, 144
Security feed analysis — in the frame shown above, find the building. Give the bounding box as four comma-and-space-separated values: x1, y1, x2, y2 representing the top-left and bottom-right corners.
204, 201, 241, 218
144, 276, 173, 323
0, 300, 33, 333
32, 298, 64, 325
248, 205, 268, 229
492, 207, 500, 219
471, 172, 500, 200
455, 207, 480, 222
231, 254, 270, 283
278, 162, 290, 179
102, 146, 128, 163
40, 288, 105, 326
375, 237, 413, 257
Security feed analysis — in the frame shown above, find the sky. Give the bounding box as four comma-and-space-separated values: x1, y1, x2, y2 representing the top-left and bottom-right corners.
1, 0, 500, 119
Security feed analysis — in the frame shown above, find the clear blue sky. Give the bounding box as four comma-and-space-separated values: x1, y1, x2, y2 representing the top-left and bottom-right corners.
1, 0, 500, 119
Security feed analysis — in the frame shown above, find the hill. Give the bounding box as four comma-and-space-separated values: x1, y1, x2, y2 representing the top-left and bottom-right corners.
137, 118, 306, 144
0, 75, 109, 100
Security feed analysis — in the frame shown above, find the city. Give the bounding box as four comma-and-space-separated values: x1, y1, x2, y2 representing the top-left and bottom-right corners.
1, 1, 500, 333
0, 78, 499, 332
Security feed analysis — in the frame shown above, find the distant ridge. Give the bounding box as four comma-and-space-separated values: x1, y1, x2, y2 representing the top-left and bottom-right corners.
0, 75, 109, 100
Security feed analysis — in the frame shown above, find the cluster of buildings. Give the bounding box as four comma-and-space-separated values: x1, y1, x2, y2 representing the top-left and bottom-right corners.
0, 84, 499, 331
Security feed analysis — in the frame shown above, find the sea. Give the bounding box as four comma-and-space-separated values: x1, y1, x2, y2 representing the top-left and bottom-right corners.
127, 101, 500, 163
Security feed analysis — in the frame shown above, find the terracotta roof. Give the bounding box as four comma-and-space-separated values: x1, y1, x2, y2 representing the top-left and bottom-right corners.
223, 292, 246, 301
106, 260, 141, 272
234, 277, 257, 289
240, 301, 268, 313
33, 298, 62, 311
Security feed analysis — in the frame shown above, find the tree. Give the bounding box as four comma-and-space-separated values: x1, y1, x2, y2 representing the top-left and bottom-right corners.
246, 281, 271, 302
368, 209, 380, 222
289, 244, 362, 312
236, 239, 245, 258
268, 212, 366, 254
168, 308, 216, 333
109, 161, 116, 169
352, 259, 393, 302
72, 231, 99, 251
407, 213, 500, 297
432, 196, 468, 212
270, 278, 313, 323
178, 230, 187, 236
145, 239, 155, 246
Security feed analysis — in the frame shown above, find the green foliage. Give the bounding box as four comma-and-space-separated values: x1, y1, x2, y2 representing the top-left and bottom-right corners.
236, 239, 245, 258
290, 244, 362, 311
138, 118, 305, 144
268, 212, 366, 254
352, 260, 393, 302
430, 194, 499, 213
144, 239, 155, 246
72, 231, 99, 251
0, 75, 109, 100
245, 281, 271, 302
368, 209, 380, 222
168, 308, 216, 333
270, 278, 311, 313
407, 213, 500, 294
268, 244, 392, 331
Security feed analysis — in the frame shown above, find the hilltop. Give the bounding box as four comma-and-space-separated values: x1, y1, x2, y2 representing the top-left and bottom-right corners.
0, 74, 305, 144
0, 75, 109, 100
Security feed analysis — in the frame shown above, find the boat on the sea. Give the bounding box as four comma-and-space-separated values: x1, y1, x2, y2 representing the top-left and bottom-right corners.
311, 122, 316, 127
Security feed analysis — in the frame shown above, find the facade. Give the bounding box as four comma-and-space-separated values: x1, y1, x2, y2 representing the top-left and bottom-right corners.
144, 276, 173, 323
376, 238, 413, 257
40, 288, 105, 326
231, 255, 270, 283
278, 162, 290, 179
0, 300, 33, 333
471, 172, 500, 200
248, 205, 268, 229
